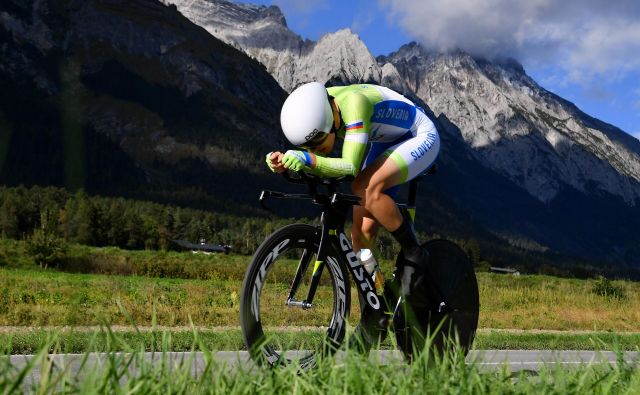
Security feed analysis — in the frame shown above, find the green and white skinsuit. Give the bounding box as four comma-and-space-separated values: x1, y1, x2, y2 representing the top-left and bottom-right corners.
309, 84, 440, 197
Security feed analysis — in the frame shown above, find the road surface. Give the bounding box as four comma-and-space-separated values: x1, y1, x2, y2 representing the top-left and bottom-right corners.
4, 350, 638, 389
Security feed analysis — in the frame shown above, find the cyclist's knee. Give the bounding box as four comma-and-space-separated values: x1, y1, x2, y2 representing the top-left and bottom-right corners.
363, 185, 385, 212
358, 219, 377, 245
361, 219, 377, 236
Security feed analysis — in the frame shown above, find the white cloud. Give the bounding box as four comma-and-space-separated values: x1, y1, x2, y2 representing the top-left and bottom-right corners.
351, 10, 376, 35
631, 131, 640, 141
379, 0, 640, 83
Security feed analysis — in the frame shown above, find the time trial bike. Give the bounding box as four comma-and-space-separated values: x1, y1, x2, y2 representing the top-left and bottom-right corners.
239, 167, 479, 367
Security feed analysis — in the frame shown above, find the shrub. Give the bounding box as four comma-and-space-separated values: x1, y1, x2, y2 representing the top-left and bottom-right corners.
26, 229, 68, 269
592, 276, 626, 300
25, 210, 68, 269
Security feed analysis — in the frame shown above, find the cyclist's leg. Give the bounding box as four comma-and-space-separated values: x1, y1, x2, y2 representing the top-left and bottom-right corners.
351, 157, 404, 231
353, 118, 440, 293
387, 132, 439, 298
352, 139, 404, 249
351, 140, 401, 253
350, 144, 405, 346
352, 206, 379, 253
352, 132, 440, 233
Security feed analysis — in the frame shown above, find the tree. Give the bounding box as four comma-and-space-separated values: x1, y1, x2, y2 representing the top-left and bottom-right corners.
124, 209, 144, 249
465, 238, 481, 266
0, 193, 19, 238
26, 209, 68, 269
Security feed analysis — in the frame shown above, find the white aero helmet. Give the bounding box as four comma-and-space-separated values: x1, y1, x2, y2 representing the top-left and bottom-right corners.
280, 82, 334, 147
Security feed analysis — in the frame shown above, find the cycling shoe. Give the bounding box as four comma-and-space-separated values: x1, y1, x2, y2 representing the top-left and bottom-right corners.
398, 246, 430, 300
348, 294, 391, 353
402, 245, 430, 272
348, 317, 389, 353
362, 303, 390, 341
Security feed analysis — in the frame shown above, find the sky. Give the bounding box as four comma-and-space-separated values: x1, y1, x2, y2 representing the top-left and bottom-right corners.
240, 0, 640, 141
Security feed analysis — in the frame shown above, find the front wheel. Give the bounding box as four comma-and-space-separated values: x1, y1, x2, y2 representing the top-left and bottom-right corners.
239, 224, 351, 368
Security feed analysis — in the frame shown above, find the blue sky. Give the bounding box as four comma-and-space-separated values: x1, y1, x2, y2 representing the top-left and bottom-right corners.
240, 0, 640, 140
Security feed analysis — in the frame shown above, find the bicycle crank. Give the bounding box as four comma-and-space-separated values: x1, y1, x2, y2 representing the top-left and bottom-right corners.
286, 298, 313, 309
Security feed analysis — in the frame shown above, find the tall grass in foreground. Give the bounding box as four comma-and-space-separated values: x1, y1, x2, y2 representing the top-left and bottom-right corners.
1, 330, 639, 394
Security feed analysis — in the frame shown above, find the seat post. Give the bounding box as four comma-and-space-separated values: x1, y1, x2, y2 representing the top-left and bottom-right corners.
403, 179, 419, 224
404, 164, 437, 224
408, 179, 419, 208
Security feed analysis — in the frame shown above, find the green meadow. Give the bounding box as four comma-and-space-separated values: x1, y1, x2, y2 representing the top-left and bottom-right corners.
1, 239, 638, 354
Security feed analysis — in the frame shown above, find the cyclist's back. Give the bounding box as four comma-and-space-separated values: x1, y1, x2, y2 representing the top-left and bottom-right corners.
328, 84, 432, 143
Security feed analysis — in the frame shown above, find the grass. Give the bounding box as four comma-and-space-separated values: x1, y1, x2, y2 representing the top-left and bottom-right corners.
0, 328, 639, 355
0, 267, 241, 327
1, 263, 638, 331
1, 237, 639, 358
473, 330, 640, 351
1, 330, 639, 394
478, 274, 640, 331
0, 238, 250, 280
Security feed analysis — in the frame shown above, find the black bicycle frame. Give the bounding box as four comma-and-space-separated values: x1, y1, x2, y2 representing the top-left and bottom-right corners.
259, 174, 381, 313
259, 165, 437, 314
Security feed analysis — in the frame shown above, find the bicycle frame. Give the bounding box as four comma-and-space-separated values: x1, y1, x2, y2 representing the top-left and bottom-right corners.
259, 166, 437, 316
260, 174, 382, 313
246, 164, 480, 362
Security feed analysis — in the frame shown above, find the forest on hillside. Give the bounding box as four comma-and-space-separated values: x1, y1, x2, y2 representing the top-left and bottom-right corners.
0, 185, 638, 279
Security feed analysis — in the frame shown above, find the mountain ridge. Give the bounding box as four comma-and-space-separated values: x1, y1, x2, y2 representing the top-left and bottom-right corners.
2, 0, 639, 267
0, 0, 288, 213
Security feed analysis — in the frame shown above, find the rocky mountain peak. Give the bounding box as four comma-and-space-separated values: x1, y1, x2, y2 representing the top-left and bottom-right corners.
384, 42, 640, 204
297, 28, 382, 86
183, 0, 287, 27
258, 5, 287, 26
163, 2, 408, 92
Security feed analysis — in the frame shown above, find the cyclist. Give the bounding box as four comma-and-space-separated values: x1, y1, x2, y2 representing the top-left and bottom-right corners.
266, 82, 440, 300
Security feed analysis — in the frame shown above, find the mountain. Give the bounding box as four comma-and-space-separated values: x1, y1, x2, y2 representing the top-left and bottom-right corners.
379, 45, 640, 262
0, 0, 288, 213
2, 0, 639, 270
160, 0, 640, 266
381, 44, 640, 204
159, 0, 408, 93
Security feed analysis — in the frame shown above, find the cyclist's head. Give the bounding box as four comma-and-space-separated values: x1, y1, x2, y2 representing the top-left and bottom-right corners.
280, 82, 334, 149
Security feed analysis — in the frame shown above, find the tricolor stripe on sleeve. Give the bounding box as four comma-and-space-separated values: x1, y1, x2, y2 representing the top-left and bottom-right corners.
344, 133, 368, 144
345, 121, 364, 131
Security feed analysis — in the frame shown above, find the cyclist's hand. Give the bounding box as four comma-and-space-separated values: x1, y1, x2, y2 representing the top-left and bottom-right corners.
265, 151, 286, 173
282, 150, 311, 172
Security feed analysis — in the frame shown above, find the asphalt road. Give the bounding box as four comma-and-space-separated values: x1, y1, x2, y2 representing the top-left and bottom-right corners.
5, 350, 639, 389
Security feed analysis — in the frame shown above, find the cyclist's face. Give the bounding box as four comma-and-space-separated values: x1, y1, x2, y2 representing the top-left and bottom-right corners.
310, 132, 335, 155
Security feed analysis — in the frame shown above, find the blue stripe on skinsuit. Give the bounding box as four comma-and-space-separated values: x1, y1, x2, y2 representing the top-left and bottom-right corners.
371, 100, 416, 129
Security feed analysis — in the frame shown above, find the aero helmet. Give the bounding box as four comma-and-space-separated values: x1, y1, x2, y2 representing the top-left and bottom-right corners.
280, 82, 334, 147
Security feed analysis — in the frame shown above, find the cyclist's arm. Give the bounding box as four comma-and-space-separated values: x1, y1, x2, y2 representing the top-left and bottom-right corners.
305, 93, 371, 177
306, 140, 366, 177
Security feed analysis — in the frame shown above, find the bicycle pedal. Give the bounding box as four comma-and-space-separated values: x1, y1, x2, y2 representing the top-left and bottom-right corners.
436, 301, 454, 313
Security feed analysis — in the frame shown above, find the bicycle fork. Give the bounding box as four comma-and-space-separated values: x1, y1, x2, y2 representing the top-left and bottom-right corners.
285, 202, 347, 310
285, 198, 382, 313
